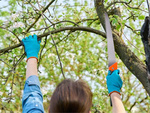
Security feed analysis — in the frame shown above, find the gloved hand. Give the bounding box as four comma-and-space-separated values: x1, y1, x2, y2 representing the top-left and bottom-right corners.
22, 34, 41, 61
106, 69, 123, 96
140, 16, 149, 42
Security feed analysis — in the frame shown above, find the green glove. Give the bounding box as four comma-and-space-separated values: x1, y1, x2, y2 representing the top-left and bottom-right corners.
106, 70, 123, 96
22, 35, 41, 60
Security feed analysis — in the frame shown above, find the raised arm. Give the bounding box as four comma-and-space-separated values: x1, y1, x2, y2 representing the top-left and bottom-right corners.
22, 35, 44, 113
26, 58, 38, 79
106, 70, 126, 113
22, 35, 40, 79
111, 92, 126, 113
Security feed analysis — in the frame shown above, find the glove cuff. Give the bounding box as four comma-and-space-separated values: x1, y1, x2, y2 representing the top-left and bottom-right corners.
26, 57, 38, 62
109, 91, 121, 96
26, 52, 38, 59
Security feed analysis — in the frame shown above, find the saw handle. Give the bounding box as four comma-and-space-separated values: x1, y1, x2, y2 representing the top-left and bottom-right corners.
109, 62, 117, 72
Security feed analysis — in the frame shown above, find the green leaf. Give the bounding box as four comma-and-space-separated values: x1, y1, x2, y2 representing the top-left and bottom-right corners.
17, 27, 23, 34
58, 15, 62, 18
110, 17, 118, 26
138, 15, 145, 20
0, 20, 3, 26
116, 24, 121, 30
12, 27, 23, 34
0, 11, 9, 16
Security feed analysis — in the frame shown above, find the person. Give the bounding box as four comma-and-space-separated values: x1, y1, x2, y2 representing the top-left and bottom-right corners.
22, 35, 126, 113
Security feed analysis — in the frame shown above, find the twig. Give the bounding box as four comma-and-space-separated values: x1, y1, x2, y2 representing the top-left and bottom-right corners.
38, 36, 48, 70
76, 18, 99, 24
53, 0, 58, 11
0, 26, 20, 42
123, 32, 145, 55
106, 0, 132, 9
8, 74, 15, 103
0, 59, 12, 68
129, 96, 148, 111
106, 0, 143, 10
29, 20, 79, 32
44, 30, 75, 55
25, 0, 56, 33
125, 24, 140, 35
14, 53, 26, 67
37, 0, 66, 79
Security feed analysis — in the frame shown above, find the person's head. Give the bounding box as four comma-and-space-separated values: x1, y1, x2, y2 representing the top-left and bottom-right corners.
49, 79, 93, 113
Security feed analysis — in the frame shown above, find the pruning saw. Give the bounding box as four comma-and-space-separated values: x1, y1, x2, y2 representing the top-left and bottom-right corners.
105, 12, 117, 72
105, 12, 117, 106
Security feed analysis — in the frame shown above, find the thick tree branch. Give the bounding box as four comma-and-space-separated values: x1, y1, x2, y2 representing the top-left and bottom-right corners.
94, 0, 150, 96
0, 26, 105, 54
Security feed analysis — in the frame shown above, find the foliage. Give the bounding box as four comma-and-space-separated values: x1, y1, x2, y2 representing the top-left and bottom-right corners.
0, 0, 150, 112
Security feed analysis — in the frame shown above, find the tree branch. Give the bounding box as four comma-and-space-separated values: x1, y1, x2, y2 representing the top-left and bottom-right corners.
0, 26, 105, 54
106, 0, 132, 9
37, 0, 66, 79
0, 26, 20, 42
129, 96, 148, 111
25, 0, 56, 32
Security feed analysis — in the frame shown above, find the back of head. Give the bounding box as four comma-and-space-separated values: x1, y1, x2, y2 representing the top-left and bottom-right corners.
49, 79, 92, 113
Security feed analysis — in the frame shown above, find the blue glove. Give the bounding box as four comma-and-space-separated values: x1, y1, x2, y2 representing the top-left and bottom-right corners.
106, 69, 123, 95
22, 35, 41, 60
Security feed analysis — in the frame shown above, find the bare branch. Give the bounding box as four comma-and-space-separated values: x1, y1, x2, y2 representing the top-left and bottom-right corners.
29, 20, 79, 32
38, 36, 47, 70
106, 0, 132, 9
37, 0, 66, 79
122, 32, 144, 55
0, 26, 105, 54
0, 59, 12, 68
106, 0, 143, 10
129, 96, 148, 111
0, 26, 21, 42
25, 0, 56, 32
14, 53, 26, 68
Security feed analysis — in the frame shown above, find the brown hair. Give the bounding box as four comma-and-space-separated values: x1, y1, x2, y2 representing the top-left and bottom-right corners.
49, 79, 93, 113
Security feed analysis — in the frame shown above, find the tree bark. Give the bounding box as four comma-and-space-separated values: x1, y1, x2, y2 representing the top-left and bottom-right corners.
94, 0, 150, 96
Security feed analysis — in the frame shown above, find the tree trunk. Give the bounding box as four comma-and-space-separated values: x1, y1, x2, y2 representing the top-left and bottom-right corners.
94, 0, 150, 96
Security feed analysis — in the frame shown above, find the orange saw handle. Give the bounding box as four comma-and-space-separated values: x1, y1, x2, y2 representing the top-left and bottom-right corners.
109, 62, 117, 72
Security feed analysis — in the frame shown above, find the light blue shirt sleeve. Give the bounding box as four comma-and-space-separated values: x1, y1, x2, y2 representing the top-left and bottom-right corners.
22, 75, 44, 113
